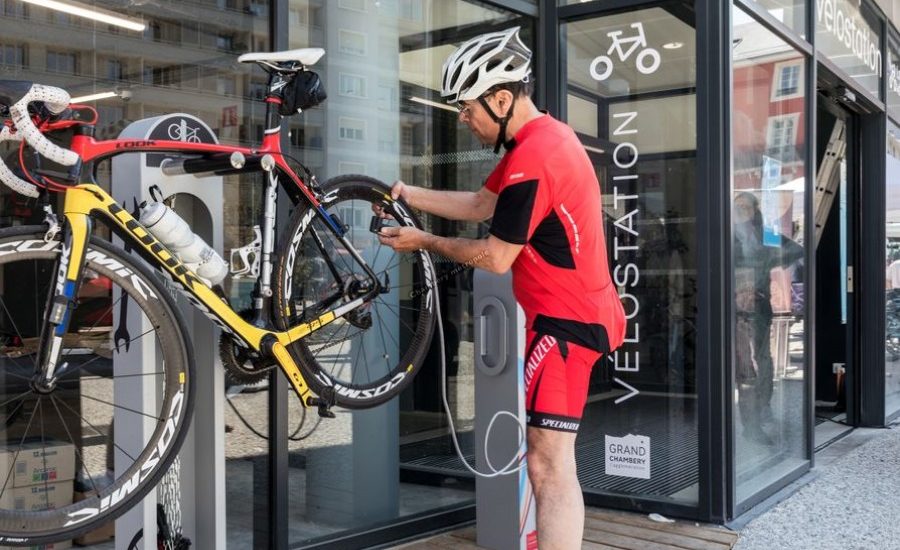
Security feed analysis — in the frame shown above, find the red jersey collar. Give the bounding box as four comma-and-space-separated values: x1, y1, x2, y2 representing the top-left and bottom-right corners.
504, 113, 552, 151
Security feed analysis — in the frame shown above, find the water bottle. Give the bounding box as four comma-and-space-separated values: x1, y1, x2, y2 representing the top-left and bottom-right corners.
139, 201, 229, 285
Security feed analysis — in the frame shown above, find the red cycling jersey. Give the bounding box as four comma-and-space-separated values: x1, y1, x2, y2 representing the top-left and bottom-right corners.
485, 114, 626, 430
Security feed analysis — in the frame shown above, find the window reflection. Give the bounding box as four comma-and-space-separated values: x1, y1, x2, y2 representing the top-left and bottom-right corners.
564, 2, 699, 506
746, 0, 806, 36
886, 123, 900, 418
733, 4, 808, 504
287, 1, 527, 545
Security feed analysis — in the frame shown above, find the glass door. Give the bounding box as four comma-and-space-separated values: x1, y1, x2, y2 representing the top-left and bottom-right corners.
731, 4, 811, 509
561, 1, 699, 508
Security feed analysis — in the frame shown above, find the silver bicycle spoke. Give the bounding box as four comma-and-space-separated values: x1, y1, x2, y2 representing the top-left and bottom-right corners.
50, 395, 100, 496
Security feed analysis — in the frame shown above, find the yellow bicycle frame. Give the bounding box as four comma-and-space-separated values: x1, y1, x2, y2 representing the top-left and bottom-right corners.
59, 184, 365, 406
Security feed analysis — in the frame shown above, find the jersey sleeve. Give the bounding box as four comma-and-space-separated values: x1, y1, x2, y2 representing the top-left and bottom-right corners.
484, 162, 503, 194
488, 159, 551, 245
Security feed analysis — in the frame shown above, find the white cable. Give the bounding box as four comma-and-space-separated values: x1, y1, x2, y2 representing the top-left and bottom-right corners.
434, 280, 527, 478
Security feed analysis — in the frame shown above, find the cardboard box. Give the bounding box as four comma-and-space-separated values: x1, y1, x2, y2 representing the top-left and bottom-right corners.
0, 481, 73, 512
0, 540, 72, 550
0, 441, 75, 488
71, 491, 114, 546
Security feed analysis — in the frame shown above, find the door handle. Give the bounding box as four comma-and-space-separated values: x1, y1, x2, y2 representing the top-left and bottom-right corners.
475, 296, 507, 376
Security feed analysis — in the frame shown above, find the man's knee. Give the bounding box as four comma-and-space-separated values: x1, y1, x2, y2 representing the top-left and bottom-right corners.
527, 428, 577, 489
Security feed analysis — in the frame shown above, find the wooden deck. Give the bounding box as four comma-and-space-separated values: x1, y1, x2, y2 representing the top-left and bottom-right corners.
392, 508, 738, 549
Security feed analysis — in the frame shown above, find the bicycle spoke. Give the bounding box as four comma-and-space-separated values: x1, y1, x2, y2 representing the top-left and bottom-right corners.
55, 396, 137, 463
38, 398, 50, 509
61, 293, 122, 359
374, 298, 419, 337
58, 326, 159, 381
50, 395, 100, 496
1, 395, 41, 499
80, 393, 165, 423
0, 295, 32, 368
77, 371, 166, 382
333, 324, 351, 381
0, 389, 36, 410
373, 257, 404, 278
374, 308, 393, 380
0, 367, 34, 382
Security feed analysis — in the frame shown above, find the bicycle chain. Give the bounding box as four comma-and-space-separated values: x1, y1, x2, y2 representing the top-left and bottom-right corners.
157, 457, 182, 550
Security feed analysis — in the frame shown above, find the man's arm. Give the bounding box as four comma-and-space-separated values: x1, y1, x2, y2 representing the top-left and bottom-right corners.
377, 227, 521, 275
399, 183, 497, 222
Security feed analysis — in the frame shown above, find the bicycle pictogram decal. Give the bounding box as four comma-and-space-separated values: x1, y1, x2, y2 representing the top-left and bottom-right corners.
168, 119, 202, 142
589, 22, 661, 82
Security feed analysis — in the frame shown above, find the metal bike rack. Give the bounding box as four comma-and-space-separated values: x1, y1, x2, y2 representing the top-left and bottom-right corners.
473, 270, 536, 550
111, 114, 225, 549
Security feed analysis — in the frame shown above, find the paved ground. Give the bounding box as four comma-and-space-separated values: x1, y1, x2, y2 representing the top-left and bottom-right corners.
734, 426, 900, 550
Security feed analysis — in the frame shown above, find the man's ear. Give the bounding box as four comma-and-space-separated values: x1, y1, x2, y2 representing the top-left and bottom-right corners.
494, 89, 515, 117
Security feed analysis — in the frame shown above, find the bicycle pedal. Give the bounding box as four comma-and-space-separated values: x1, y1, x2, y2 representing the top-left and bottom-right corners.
317, 405, 336, 419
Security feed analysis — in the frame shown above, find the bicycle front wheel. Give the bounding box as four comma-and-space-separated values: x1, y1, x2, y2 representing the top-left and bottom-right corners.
274, 175, 437, 409
0, 226, 194, 545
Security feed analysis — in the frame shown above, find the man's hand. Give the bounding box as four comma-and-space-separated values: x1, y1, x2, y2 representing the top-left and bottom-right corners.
372, 180, 411, 219
377, 226, 431, 253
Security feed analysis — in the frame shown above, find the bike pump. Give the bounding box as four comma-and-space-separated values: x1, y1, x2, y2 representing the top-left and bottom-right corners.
473, 270, 536, 549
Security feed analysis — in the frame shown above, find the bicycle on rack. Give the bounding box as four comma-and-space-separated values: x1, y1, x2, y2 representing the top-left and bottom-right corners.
0, 47, 436, 545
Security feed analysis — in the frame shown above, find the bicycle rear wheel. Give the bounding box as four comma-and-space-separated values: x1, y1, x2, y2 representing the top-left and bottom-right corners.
273, 175, 437, 408
0, 226, 193, 545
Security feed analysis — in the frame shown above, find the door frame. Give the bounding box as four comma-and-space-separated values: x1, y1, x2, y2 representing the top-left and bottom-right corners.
815, 88, 860, 429
555, 0, 726, 523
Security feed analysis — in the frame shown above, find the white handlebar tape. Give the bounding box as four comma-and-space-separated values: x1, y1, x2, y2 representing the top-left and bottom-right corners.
0, 126, 38, 198
9, 84, 79, 167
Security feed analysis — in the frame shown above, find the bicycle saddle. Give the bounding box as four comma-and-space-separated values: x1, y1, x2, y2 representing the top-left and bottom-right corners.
238, 48, 325, 67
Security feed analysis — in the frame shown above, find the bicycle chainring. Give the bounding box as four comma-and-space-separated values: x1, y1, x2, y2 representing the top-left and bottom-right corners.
219, 309, 277, 386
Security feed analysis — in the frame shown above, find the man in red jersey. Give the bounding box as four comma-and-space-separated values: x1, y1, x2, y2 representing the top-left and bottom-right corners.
377, 27, 626, 550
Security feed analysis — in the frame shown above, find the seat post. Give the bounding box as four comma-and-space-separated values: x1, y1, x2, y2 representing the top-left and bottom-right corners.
262, 70, 286, 149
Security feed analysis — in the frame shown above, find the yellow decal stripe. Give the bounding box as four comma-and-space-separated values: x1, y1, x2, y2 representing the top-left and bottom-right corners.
270, 342, 312, 403
64, 213, 90, 281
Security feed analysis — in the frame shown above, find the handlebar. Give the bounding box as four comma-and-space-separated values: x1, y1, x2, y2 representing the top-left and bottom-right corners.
0, 82, 80, 197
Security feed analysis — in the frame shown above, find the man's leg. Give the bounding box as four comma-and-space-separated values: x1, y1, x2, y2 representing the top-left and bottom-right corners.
527, 426, 583, 550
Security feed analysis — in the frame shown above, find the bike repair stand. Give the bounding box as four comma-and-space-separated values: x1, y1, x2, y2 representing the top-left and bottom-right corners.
473, 271, 536, 549
111, 114, 225, 549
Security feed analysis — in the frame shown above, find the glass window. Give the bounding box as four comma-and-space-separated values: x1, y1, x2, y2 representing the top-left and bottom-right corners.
889, 40, 900, 116
745, 0, 806, 36
772, 60, 803, 99
814, 0, 881, 98
338, 116, 366, 141
886, 122, 900, 418
0, 44, 25, 67
339, 29, 367, 56
339, 73, 367, 98
47, 50, 77, 74
766, 114, 800, 152
107, 59, 123, 81
563, 1, 699, 506
733, 4, 809, 505
287, 1, 529, 546
338, 0, 367, 12
0, 1, 276, 546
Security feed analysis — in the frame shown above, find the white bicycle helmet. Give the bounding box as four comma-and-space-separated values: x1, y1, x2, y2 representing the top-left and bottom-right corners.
441, 26, 532, 104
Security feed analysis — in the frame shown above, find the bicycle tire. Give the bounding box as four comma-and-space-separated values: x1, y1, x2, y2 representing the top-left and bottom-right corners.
273, 175, 437, 408
0, 226, 194, 545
